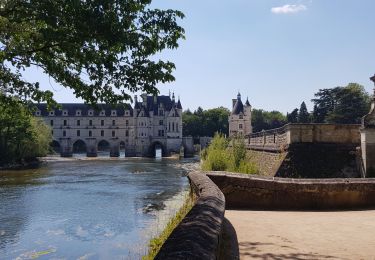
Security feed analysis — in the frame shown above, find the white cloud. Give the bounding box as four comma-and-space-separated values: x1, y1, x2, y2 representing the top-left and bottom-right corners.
271, 4, 307, 14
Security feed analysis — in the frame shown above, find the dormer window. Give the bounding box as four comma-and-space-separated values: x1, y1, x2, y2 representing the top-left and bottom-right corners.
49, 111, 55, 116
35, 110, 41, 116
76, 110, 81, 116
239, 114, 243, 119
88, 109, 94, 116
111, 110, 117, 116
100, 110, 105, 116
125, 110, 129, 116
63, 110, 68, 116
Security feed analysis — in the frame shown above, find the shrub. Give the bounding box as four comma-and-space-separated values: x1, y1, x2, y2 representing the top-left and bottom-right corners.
201, 133, 258, 174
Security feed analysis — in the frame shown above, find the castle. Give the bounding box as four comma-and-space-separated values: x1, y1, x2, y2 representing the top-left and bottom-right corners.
35, 93, 194, 157
229, 93, 252, 137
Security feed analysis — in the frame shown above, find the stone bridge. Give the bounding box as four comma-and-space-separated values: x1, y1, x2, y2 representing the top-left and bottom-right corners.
52, 136, 195, 158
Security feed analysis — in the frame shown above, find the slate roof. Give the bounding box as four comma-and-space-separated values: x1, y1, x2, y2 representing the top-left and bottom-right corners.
134, 95, 180, 114
34, 103, 133, 116
232, 98, 244, 115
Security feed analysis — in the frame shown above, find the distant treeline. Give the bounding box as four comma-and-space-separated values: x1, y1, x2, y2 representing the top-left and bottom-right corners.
183, 83, 371, 138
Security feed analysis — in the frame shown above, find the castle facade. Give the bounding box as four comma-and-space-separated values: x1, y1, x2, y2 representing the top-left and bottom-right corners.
35, 93, 194, 157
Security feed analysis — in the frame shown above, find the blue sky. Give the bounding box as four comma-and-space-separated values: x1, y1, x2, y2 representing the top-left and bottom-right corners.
25, 0, 375, 113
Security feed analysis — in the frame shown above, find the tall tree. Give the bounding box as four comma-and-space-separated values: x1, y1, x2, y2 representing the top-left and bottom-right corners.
0, 0, 185, 107
312, 83, 370, 124
287, 108, 299, 123
298, 101, 310, 123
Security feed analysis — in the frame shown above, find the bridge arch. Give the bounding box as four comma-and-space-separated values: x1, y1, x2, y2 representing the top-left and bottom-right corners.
97, 139, 110, 156
72, 139, 87, 154
50, 140, 61, 154
149, 141, 166, 158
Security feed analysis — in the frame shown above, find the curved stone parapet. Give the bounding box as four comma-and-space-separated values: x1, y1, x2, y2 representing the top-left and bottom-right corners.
155, 172, 225, 260
207, 172, 375, 210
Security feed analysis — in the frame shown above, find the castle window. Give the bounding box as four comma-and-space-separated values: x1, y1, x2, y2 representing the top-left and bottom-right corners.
63, 130, 66, 137
35, 110, 41, 116
77, 130, 80, 136
125, 130, 129, 137
159, 110, 164, 116
172, 122, 175, 132
239, 124, 243, 129
88, 110, 94, 116
159, 120, 163, 126
101, 120, 104, 126
125, 110, 129, 116
89, 120, 92, 126
101, 130, 104, 137
63, 120, 67, 126
89, 130, 92, 137
49, 111, 55, 116
76, 110, 81, 116
77, 120, 80, 126
126, 120, 129, 126
111, 110, 116, 116
112, 120, 115, 126
239, 114, 243, 119
63, 110, 68, 116
100, 110, 105, 116
50, 120, 54, 126
112, 131, 115, 137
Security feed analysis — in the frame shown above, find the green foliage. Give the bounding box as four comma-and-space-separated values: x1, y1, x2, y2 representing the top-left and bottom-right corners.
312, 83, 370, 124
0, 0, 185, 107
201, 133, 258, 174
298, 101, 310, 123
287, 108, 298, 123
183, 107, 230, 138
252, 109, 287, 132
0, 95, 51, 165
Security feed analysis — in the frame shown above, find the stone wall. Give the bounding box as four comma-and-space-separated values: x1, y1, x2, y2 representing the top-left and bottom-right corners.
207, 172, 375, 210
155, 172, 225, 260
247, 123, 360, 152
247, 150, 287, 177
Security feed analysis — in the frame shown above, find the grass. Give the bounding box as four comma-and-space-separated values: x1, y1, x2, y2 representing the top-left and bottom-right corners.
142, 192, 195, 260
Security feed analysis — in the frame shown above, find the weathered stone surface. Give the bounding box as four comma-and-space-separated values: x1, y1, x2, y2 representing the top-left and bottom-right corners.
207, 172, 375, 210
155, 172, 225, 260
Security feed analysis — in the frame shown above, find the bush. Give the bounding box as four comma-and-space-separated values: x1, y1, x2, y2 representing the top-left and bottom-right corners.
201, 133, 258, 174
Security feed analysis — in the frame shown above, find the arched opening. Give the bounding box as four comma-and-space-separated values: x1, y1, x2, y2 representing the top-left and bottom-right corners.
120, 141, 126, 157
97, 140, 110, 157
50, 140, 61, 154
73, 140, 87, 157
150, 141, 165, 159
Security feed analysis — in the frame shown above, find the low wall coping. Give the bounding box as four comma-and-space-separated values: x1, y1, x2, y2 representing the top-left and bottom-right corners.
155, 172, 225, 260
206, 171, 375, 210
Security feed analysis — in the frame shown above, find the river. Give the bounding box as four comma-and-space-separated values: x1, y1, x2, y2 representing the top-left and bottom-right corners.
0, 157, 198, 259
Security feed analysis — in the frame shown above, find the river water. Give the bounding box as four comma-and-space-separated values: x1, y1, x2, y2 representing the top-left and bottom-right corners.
0, 157, 196, 259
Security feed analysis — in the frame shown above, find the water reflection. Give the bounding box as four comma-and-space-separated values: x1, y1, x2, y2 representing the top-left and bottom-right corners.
0, 158, 190, 259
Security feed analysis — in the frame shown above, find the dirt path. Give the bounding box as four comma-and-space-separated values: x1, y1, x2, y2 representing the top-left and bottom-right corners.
225, 210, 375, 259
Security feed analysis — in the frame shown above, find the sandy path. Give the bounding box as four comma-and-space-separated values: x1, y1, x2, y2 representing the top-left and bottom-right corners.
225, 210, 375, 260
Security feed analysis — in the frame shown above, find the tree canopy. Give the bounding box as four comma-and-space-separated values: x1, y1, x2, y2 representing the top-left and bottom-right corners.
182, 107, 230, 138
0, 94, 52, 165
251, 109, 287, 132
312, 83, 370, 124
0, 0, 185, 107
